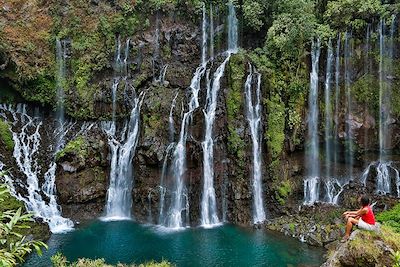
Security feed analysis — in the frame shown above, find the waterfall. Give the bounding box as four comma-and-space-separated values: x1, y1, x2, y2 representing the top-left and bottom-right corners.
158, 143, 175, 225
200, 54, 231, 227
333, 35, 341, 177
162, 3, 209, 229
361, 17, 400, 196
102, 36, 144, 220
102, 93, 144, 220
0, 104, 73, 233
158, 94, 179, 225
379, 17, 395, 157
209, 3, 214, 60
324, 40, 334, 179
169, 93, 179, 142
227, 1, 238, 52
304, 39, 320, 204
200, 0, 239, 228
244, 65, 266, 224
324, 179, 344, 205
55, 39, 68, 152
344, 31, 353, 179
304, 177, 320, 204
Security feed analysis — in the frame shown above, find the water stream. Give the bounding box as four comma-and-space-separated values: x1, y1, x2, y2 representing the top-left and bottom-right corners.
244, 64, 266, 223
0, 104, 74, 233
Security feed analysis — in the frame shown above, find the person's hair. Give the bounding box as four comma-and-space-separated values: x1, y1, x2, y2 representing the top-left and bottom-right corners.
360, 195, 370, 207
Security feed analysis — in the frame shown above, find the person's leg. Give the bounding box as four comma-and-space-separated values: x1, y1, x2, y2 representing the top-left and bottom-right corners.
345, 217, 359, 238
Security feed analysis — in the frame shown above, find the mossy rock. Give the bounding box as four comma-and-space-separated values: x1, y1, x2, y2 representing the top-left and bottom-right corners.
0, 190, 24, 213
56, 136, 88, 162
0, 119, 14, 151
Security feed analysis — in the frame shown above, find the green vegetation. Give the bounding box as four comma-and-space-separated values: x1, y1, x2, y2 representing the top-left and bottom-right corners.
274, 180, 292, 206
226, 53, 246, 177
0, 182, 47, 266
351, 74, 379, 114
348, 226, 400, 265
51, 253, 173, 267
376, 203, 400, 233
0, 119, 14, 151
56, 136, 88, 162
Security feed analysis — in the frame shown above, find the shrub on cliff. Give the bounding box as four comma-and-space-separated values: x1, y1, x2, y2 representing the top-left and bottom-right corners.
0, 182, 47, 266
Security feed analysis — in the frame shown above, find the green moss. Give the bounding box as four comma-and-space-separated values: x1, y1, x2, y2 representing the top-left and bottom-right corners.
0, 119, 14, 151
143, 113, 162, 136
347, 226, 400, 266
265, 93, 285, 160
0, 190, 24, 213
226, 52, 246, 176
56, 136, 88, 161
274, 180, 292, 205
351, 74, 379, 114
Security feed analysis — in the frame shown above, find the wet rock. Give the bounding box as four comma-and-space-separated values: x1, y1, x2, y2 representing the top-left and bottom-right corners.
56, 132, 109, 221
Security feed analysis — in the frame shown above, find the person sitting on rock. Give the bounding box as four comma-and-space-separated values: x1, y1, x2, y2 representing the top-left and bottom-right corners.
341, 195, 376, 242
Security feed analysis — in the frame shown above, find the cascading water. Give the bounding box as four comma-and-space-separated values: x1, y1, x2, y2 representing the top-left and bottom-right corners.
102, 93, 143, 220
200, 1, 238, 227
102, 36, 144, 220
227, 1, 238, 53
209, 3, 214, 60
162, 3, 210, 229
244, 65, 266, 224
324, 179, 345, 205
333, 35, 341, 177
0, 104, 73, 233
362, 17, 399, 196
55, 39, 68, 152
158, 93, 179, 225
324, 40, 334, 179
200, 54, 231, 227
304, 39, 320, 205
344, 31, 353, 179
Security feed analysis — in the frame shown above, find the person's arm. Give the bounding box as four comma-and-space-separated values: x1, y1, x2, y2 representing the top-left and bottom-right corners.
343, 208, 363, 217
355, 207, 368, 217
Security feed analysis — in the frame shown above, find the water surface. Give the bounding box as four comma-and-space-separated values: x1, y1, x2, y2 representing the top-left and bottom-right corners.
24, 221, 325, 267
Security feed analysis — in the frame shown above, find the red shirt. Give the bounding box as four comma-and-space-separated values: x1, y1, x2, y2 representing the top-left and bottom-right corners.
361, 205, 376, 225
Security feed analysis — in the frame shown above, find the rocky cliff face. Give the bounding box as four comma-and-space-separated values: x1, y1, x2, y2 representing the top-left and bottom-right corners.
1, 1, 400, 232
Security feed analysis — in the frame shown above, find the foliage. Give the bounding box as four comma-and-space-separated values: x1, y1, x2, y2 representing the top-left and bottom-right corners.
51, 253, 173, 267
265, 93, 285, 160
351, 74, 379, 114
0, 120, 14, 151
324, 0, 389, 31
242, 1, 266, 31
346, 226, 400, 266
56, 136, 88, 162
0, 183, 47, 266
226, 53, 246, 177
376, 203, 400, 232
274, 180, 292, 205
0, 0, 54, 80
393, 251, 400, 267
19, 75, 57, 106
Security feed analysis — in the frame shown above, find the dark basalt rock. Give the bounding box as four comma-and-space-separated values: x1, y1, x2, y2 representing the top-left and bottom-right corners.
55, 132, 109, 222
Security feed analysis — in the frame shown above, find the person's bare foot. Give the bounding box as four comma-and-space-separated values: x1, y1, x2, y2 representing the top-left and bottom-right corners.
340, 236, 349, 243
